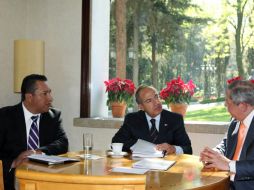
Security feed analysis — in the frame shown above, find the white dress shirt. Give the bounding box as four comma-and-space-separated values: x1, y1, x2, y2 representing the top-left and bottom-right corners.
145, 113, 184, 154
22, 103, 41, 147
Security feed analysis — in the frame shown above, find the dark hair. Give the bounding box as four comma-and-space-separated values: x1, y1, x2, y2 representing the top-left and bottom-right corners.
21, 74, 47, 101
227, 80, 254, 106
135, 85, 157, 104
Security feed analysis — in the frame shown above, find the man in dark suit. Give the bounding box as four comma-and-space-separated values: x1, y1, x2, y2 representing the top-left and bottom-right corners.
200, 80, 254, 190
0, 74, 68, 190
112, 85, 192, 155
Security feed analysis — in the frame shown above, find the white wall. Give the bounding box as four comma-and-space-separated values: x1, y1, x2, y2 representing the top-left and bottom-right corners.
0, 0, 27, 106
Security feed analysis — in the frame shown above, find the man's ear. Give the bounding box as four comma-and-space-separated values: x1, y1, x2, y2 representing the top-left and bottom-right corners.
24, 93, 33, 102
138, 104, 144, 111
239, 102, 248, 112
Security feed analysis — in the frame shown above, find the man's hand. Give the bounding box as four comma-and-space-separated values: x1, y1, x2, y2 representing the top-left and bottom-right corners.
200, 147, 230, 171
156, 143, 176, 154
11, 149, 42, 168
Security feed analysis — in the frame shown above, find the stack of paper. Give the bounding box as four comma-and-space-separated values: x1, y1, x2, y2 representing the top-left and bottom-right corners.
133, 158, 175, 171
131, 139, 164, 158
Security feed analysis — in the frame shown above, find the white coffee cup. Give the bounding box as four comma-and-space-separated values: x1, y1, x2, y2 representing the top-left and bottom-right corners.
111, 143, 123, 154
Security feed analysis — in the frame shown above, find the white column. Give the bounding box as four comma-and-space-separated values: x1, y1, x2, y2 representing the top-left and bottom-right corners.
90, 0, 110, 117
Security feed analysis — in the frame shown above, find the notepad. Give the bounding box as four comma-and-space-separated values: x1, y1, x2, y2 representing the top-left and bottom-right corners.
28, 154, 79, 165
111, 167, 149, 174
132, 158, 175, 171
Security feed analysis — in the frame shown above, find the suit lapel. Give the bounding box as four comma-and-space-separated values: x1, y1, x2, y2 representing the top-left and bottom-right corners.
240, 117, 254, 159
158, 110, 168, 136
16, 103, 28, 149
39, 112, 48, 146
226, 120, 238, 159
138, 111, 158, 141
140, 111, 152, 139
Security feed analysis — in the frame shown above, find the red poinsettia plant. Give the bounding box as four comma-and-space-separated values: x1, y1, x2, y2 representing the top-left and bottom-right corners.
227, 76, 254, 84
160, 76, 196, 104
227, 76, 243, 84
104, 78, 136, 106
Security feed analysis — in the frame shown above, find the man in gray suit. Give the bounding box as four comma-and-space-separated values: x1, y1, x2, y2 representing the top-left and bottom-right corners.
200, 80, 254, 190
0, 74, 68, 190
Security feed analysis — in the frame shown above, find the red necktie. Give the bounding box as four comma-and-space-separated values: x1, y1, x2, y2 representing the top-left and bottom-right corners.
232, 122, 246, 160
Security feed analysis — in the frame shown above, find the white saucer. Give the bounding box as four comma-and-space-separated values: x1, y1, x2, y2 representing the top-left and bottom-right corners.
107, 151, 128, 158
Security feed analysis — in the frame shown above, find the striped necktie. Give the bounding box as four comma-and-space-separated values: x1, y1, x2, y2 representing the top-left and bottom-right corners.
150, 119, 158, 143
232, 122, 246, 160
27, 115, 39, 150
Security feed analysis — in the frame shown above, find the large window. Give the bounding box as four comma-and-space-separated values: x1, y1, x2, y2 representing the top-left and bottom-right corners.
81, 0, 254, 121
107, 0, 254, 121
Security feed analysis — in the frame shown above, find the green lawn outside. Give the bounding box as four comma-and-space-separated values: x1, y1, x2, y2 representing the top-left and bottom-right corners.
185, 105, 231, 122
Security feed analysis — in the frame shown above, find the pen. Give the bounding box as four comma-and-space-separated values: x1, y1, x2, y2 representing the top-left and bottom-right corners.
162, 150, 167, 157
9, 167, 14, 173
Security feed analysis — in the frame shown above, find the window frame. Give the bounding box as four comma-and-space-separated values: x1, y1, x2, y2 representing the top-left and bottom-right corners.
80, 0, 91, 117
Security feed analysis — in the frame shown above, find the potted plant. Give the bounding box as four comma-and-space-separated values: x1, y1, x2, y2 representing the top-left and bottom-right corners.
104, 78, 135, 117
227, 76, 243, 84
227, 76, 254, 84
159, 76, 196, 116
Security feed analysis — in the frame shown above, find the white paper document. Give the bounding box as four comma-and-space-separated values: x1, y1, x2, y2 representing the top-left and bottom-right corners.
131, 139, 165, 158
78, 154, 104, 160
132, 158, 175, 171
111, 167, 149, 174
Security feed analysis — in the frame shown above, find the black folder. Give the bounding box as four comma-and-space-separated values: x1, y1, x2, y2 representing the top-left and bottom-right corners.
28, 154, 79, 165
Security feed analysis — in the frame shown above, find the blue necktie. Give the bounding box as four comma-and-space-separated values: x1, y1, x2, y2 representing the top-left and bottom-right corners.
27, 116, 39, 150
150, 119, 158, 143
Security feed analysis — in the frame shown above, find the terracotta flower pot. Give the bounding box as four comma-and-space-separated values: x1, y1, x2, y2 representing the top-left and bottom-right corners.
111, 102, 127, 118
169, 103, 188, 117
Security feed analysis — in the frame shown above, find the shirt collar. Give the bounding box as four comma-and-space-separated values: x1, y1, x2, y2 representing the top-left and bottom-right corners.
145, 112, 161, 122
243, 109, 254, 129
22, 102, 40, 122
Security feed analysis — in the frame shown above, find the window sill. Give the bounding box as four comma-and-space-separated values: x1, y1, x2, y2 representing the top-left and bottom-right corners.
73, 117, 229, 134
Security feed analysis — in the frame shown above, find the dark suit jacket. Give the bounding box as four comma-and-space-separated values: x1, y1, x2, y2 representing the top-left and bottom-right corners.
112, 109, 192, 154
0, 103, 69, 190
215, 117, 254, 190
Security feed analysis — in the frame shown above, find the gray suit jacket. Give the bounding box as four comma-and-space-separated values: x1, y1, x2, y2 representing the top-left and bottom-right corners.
215, 118, 254, 190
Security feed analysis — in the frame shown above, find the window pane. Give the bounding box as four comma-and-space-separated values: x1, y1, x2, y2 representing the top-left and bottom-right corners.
108, 0, 254, 121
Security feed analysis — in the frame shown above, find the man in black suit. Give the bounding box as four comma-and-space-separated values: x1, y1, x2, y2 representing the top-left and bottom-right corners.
200, 80, 254, 190
112, 85, 192, 155
0, 74, 68, 190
